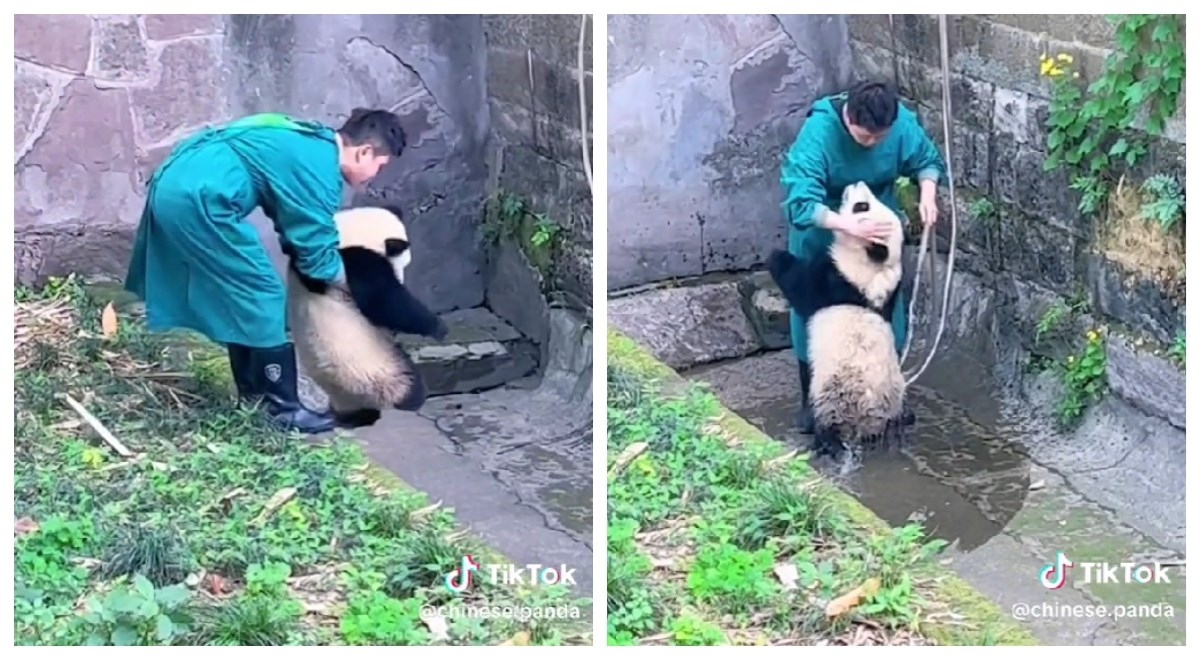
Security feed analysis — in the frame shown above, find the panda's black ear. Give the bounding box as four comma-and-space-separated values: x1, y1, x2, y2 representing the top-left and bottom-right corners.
384, 238, 409, 258
852, 201, 870, 214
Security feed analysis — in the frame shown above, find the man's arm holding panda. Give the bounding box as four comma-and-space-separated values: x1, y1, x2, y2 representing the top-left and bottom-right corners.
780, 121, 835, 232
271, 161, 349, 292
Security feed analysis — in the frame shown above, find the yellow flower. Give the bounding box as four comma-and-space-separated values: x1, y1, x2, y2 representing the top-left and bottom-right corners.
1056, 53, 1074, 64
1087, 330, 1099, 342
1039, 57, 1067, 78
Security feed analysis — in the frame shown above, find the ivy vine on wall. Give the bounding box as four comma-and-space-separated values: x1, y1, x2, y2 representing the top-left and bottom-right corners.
1041, 14, 1185, 223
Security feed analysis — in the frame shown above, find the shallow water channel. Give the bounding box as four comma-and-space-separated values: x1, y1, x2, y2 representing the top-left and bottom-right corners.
685, 349, 1186, 645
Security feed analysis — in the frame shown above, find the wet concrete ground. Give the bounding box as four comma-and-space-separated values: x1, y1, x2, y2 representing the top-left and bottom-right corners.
686, 348, 1186, 646
299, 343, 594, 603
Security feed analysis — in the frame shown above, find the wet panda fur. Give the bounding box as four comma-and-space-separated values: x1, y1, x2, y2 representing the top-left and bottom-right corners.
285, 204, 448, 429
767, 181, 907, 465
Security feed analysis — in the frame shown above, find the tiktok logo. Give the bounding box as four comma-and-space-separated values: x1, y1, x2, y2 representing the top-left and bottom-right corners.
1039, 551, 1073, 589
444, 555, 481, 593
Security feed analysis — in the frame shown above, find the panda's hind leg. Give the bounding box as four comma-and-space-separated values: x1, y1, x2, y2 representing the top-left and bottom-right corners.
323, 383, 382, 429
812, 422, 845, 459
333, 408, 382, 429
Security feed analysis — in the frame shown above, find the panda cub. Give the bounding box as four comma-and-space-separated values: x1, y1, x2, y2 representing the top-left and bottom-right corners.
767, 181, 907, 465
286, 204, 447, 429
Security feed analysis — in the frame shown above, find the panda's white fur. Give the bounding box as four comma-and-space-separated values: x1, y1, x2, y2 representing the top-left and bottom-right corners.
287, 206, 426, 417
807, 182, 906, 454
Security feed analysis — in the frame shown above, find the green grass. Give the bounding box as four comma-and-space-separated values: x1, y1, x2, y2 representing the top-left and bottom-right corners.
13, 276, 589, 646
606, 329, 1037, 647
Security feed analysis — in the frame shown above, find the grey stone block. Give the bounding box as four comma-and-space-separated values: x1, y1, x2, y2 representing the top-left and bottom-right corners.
399, 307, 537, 396
1105, 335, 1185, 430
738, 271, 791, 350
608, 282, 761, 370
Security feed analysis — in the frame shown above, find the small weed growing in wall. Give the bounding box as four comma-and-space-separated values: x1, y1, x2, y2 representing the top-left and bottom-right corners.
893, 177, 922, 240
1138, 174, 1184, 232
482, 191, 564, 287
967, 197, 998, 225
1034, 296, 1088, 347
1057, 328, 1108, 428
1168, 332, 1185, 370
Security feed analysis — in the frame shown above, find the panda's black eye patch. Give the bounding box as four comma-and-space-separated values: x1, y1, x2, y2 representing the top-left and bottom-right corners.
385, 238, 409, 258
852, 201, 870, 213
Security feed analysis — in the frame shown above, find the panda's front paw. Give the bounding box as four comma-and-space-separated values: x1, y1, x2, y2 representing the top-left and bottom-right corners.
431, 319, 449, 342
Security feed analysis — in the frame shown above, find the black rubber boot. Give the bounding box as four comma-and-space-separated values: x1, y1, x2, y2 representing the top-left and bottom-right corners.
248, 343, 336, 435
797, 360, 815, 435
226, 344, 257, 402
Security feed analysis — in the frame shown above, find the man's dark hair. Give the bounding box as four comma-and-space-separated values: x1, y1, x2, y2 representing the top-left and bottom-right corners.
845, 80, 899, 132
338, 108, 407, 157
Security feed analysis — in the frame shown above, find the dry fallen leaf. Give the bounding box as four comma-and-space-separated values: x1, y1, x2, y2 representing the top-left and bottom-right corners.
773, 562, 800, 591
100, 303, 118, 339
420, 610, 450, 641
825, 577, 882, 618
409, 500, 443, 525
608, 441, 648, 478
499, 631, 531, 646
15, 517, 39, 537
252, 487, 297, 526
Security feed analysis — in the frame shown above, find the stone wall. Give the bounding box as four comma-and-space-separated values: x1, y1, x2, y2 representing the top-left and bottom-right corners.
848, 14, 1186, 343
16, 14, 593, 319
606, 14, 854, 291
483, 14, 594, 306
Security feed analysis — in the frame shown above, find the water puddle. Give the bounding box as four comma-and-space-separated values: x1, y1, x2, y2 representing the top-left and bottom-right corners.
686, 350, 1030, 551
684, 348, 1186, 644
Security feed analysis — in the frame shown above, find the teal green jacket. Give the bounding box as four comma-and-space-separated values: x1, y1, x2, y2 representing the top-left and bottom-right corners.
125, 113, 345, 348
779, 94, 946, 363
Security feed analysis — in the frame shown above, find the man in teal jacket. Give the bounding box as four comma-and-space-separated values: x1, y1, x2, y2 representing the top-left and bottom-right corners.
125, 108, 407, 435
780, 81, 946, 434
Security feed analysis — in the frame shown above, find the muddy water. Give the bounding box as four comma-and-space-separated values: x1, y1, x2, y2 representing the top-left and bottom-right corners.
685, 349, 1186, 645
686, 350, 1030, 552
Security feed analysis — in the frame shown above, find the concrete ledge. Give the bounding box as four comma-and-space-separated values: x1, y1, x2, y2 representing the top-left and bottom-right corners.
608, 327, 1039, 646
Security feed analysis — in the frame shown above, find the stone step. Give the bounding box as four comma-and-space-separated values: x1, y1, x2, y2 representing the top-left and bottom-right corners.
397, 307, 538, 396
76, 282, 539, 398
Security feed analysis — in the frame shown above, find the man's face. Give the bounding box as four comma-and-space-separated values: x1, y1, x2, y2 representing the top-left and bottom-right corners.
344, 144, 391, 187
847, 122, 889, 148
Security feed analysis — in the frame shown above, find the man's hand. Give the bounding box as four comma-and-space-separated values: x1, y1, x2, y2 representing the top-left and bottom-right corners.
918, 179, 938, 228
827, 212, 894, 245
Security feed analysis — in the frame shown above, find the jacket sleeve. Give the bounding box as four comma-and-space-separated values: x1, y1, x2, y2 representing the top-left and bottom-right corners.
271, 161, 344, 283
899, 115, 947, 185
780, 121, 833, 230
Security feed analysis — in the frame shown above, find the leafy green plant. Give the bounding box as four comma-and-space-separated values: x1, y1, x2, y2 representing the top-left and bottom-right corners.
193, 561, 304, 646
339, 592, 429, 645
1058, 329, 1109, 427
101, 525, 193, 588
685, 543, 777, 611
668, 613, 727, 645
968, 197, 998, 223
78, 575, 194, 646
1042, 15, 1185, 218
530, 213, 561, 248
481, 191, 564, 286
1139, 174, 1184, 231
1168, 332, 1185, 369
606, 518, 658, 641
